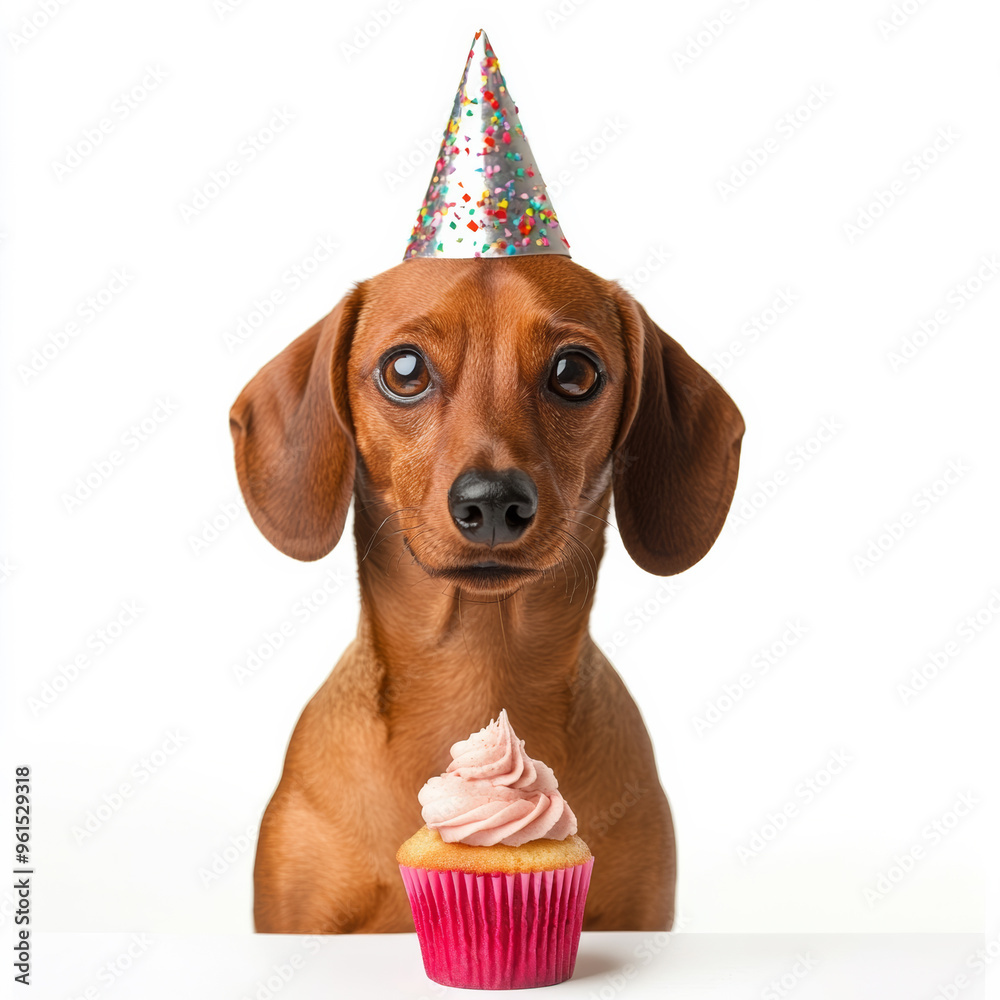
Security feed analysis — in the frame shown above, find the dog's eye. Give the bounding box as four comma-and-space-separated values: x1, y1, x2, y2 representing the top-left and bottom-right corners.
380, 349, 430, 399
549, 350, 600, 400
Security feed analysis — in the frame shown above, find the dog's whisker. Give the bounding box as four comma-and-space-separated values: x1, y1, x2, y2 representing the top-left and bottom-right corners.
574, 493, 619, 531
560, 556, 573, 599
570, 508, 613, 531
556, 521, 597, 567
399, 528, 440, 575
578, 492, 617, 528
355, 498, 420, 518
401, 526, 432, 550
555, 527, 599, 600
496, 600, 510, 657
353, 497, 387, 515
578, 491, 612, 513
559, 515, 607, 593
392, 526, 432, 575
361, 512, 405, 562
558, 531, 581, 602
360, 509, 422, 563
363, 522, 423, 565
564, 515, 597, 535
576, 536, 601, 591
394, 542, 408, 575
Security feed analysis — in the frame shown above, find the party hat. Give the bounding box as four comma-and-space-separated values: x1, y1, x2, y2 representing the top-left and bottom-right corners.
404, 29, 570, 260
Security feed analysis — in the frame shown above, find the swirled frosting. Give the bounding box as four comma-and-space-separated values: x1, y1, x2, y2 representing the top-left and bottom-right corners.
418, 709, 577, 847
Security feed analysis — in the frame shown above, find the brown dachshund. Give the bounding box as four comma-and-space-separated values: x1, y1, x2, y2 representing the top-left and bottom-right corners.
230, 255, 744, 933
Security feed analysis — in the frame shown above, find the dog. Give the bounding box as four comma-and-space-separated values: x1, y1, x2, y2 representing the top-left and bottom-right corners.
230, 254, 744, 933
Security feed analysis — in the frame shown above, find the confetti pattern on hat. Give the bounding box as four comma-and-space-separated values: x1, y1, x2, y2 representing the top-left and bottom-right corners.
404, 29, 570, 260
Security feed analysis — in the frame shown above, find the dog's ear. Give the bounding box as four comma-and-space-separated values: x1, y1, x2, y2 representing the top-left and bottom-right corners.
229, 287, 363, 561
611, 288, 745, 576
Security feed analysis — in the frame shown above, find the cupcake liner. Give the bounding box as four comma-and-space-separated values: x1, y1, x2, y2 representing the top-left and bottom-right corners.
399, 858, 593, 990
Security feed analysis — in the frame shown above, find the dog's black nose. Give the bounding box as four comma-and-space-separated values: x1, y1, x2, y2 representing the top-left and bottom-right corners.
448, 468, 538, 544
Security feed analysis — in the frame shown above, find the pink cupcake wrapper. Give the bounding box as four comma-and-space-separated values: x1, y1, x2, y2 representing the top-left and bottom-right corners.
399, 858, 593, 990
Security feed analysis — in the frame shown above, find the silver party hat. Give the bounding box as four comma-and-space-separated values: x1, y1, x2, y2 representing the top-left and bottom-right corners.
404, 29, 570, 260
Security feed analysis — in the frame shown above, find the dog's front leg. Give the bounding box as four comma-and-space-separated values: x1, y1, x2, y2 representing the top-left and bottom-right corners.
253, 776, 415, 933
252, 672, 415, 934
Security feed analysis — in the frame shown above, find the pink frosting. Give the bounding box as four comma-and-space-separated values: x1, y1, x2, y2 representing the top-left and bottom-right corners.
418, 709, 577, 847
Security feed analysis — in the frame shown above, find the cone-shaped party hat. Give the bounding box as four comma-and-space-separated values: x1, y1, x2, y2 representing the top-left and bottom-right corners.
404, 30, 570, 260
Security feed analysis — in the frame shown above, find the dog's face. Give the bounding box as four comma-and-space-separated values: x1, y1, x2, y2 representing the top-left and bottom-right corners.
230, 257, 744, 591
343, 258, 627, 595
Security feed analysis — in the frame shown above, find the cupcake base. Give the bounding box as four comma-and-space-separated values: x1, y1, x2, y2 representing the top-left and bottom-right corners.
399, 858, 594, 990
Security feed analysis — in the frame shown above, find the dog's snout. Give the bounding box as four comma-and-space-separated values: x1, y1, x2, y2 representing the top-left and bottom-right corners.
448, 468, 538, 545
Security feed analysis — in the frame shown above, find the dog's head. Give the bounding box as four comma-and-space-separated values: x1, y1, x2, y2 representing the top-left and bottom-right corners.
230, 257, 744, 594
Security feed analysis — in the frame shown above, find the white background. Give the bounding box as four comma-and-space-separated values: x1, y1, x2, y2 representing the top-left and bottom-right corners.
28, 931, 993, 999
2, 0, 997, 955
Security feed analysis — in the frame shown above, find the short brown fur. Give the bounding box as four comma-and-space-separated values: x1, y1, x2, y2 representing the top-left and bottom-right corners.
229, 256, 744, 933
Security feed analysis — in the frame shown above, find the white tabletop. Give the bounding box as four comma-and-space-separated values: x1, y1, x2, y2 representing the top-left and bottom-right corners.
33, 930, 989, 999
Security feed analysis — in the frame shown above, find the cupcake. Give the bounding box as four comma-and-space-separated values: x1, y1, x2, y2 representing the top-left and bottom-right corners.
397, 709, 593, 990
